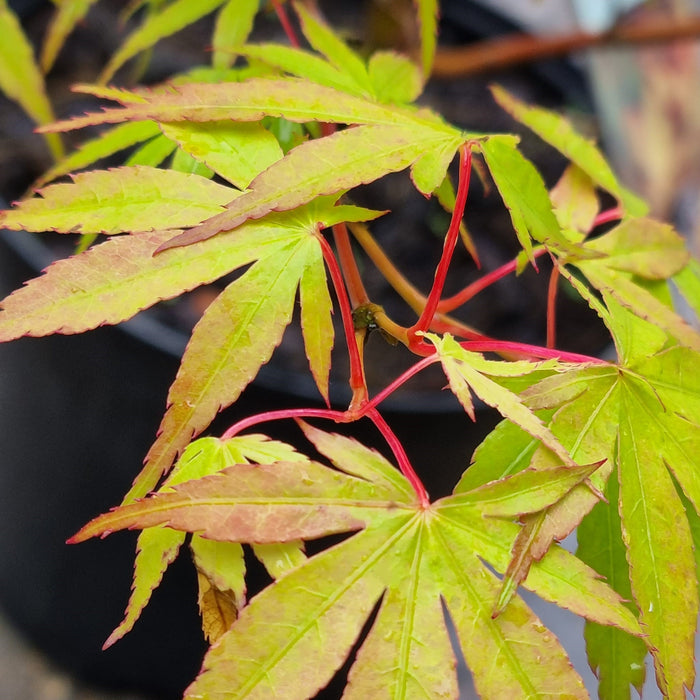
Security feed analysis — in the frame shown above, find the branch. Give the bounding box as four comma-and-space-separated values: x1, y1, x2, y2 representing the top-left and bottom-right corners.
432, 14, 700, 78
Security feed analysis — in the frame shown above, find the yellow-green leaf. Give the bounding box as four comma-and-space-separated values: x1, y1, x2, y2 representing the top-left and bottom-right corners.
160, 120, 283, 190
162, 122, 461, 250
211, 0, 258, 69
0, 0, 62, 159
40, 0, 98, 72
98, 0, 230, 83
491, 84, 648, 217
0, 166, 235, 234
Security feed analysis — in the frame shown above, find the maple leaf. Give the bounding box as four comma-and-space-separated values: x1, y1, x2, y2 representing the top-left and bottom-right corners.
518, 341, 700, 699
124, 197, 386, 502
477, 135, 566, 263
0, 166, 235, 235
40, 0, 98, 73
105, 433, 308, 648
71, 426, 641, 699
0, 193, 382, 501
211, 0, 259, 70
557, 216, 700, 354
0, 0, 62, 159
490, 85, 647, 217
98, 0, 231, 84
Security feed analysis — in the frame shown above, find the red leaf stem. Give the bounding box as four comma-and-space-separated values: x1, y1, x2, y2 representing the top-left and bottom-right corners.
356, 355, 438, 416
408, 143, 472, 347
593, 206, 623, 229
546, 263, 560, 349
221, 407, 348, 439
272, 0, 300, 47
364, 407, 430, 507
459, 340, 609, 365
318, 234, 368, 404
437, 247, 549, 313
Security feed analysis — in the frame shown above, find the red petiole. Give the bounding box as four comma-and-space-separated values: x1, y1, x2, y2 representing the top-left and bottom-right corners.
438, 247, 548, 313
271, 0, 300, 47
408, 143, 473, 349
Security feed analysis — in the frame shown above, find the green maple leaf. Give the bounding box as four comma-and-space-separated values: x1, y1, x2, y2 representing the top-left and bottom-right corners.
0, 0, 62, 159
243, 3, 424, 104
71, 425, 641, 699
560, 216, 700, 354
211, 0, 259, 70
490, 85, 647, 217
98, 0, 231, 84
478, 134, 566, 263
41, 77, 466, 249
0, 165, 235, 235
519, 343, 700, 699
40, 0, 98, 73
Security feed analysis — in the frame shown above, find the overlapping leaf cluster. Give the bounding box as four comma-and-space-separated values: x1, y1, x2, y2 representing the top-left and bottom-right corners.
1, 1, 700, 698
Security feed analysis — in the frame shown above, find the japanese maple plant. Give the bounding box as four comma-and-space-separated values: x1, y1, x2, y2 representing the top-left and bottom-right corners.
1, 0, 700, 698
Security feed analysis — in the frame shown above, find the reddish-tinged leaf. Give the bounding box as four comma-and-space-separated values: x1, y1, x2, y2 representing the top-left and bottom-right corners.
161, 123, 461, 250
0, 166, 235, 235
211, 0, 258, 69
72, 461, 413, 544
98, 0, 230, 83
0, 221, 290, 340
43, 79, 439, 133
185, 517, 411, 700
101, 433, 304, 646
74, 424, 639, 697
126, 239, 325, 500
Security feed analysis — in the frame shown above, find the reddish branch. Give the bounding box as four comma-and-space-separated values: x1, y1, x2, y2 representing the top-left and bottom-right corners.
318, 235, 368, 407
432, 14, 700, 79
